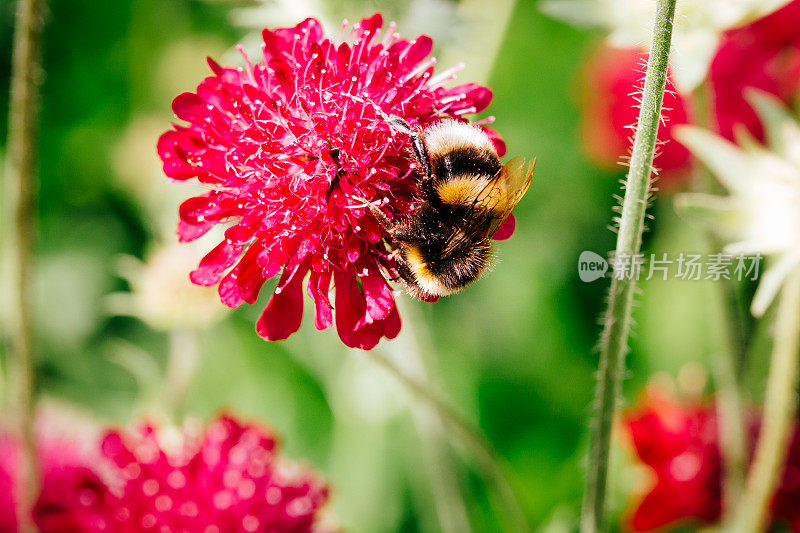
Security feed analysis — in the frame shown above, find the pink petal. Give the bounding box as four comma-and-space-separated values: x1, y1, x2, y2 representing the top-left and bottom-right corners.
361, 263, 394, 321
255, 266, 307, 340
177, 218, 214, 243
157, 130, 200, 180
218, 242, 267, 308
190, 240, 243, 286
441, 83, 493, 113
206, 56, 223, 75
333, 266, 382, 349
482, 126, 507, 157
491, 213, 516, 241
358, 13, 383, 38
307, 270, 333, 330
381, 302, 401, 340
178, 193, 230, 226
172, 92, 210, 123
400, 35, 433, 69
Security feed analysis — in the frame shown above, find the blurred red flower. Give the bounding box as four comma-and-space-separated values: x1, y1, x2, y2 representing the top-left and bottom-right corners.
0, 428, 114, 532
580, 47, 691, 186
623, 388, 800, 532
157, 14, 501, 349
94, 415, 331, 533
580, 0, 800, 188
710, 0, 800, 141
1, 415, 333, 532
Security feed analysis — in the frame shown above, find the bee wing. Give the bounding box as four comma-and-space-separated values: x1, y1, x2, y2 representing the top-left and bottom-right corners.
485, 156, 535, 237
440, 156, 535, 259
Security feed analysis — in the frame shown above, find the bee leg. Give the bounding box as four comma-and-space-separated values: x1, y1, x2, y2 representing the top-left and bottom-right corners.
384, 117, 436, 205
377, 113, 432, 181
352, 195, 395, 233
367, 204, 394, 233
388, 227, 419, 243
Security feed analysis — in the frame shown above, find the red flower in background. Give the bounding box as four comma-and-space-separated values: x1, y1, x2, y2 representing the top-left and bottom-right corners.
93, 415, 330, 533
709, 0, 800, 141
623, 388, 800, 532
580, 47, 691, 186
581, 0, 800, 188
1, 415, 332, 532
157, 14, 502, 349
1, 428, 113, 532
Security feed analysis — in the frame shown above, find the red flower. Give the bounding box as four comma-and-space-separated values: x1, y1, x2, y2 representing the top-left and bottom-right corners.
709, 0, 800, 141
622, 389, 722, 531
580, 0, 800, 189
0, 429, 113, 532
157, 14, 501, 349
580, 46, 692, 186
0, 437, 20, 532
623, 388, 800, 532
94, 415, 331, 533
1, 415, 332, 532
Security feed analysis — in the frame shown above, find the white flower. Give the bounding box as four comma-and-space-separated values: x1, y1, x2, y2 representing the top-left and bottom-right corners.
107, 243, 229, 330
541, 0, 793, 92
675, 91, 800, 315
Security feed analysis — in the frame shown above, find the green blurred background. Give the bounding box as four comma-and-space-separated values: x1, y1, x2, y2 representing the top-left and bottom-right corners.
0, 0, 756, 531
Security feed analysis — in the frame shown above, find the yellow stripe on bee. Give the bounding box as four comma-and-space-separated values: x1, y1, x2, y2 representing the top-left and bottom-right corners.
436, 177, 491, 206
404, 244, 453, 296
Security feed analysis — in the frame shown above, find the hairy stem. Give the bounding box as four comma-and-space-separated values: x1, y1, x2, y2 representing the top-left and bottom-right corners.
580, 1, 677, 531
728, 269, 800, 533
4, 0, 46, 530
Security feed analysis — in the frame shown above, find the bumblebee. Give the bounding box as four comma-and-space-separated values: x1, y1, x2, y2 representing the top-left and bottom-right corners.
363, 116, 535, 300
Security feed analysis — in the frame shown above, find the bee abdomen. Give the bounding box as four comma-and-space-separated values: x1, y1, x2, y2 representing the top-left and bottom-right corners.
402, 240, 492, 297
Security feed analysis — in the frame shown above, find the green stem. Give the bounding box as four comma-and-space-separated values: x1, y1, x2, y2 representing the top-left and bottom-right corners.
382, 310, 471, 533
713, 344, 747, 515
580, 1, 677, 531
693, 80, 749, 514
163, 328, 200, 421
709, 240, 748, 518
727, 269, 800, 533
365, 334, 530, 532
4, 0, 46, 530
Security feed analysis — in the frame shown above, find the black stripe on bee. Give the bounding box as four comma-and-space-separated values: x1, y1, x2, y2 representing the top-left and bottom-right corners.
430, 147, 501, 182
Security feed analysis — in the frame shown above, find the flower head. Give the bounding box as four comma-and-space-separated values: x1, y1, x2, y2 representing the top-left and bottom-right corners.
157, 14, 501, 349
95, 415, 331, 533
4, 415, 333, 532
623, 385, 800, 532
709, 0, 800, 141
622, 387, 722, 531
576, 1, 800, 189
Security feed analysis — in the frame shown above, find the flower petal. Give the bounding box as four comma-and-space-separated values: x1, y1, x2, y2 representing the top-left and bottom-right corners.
172, 92, 210, 123
190, 240, 244, 286
256, 266, 307, 340
492, 213, 516, 241
307, 270, 333, 330
361, 263, 395, 322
